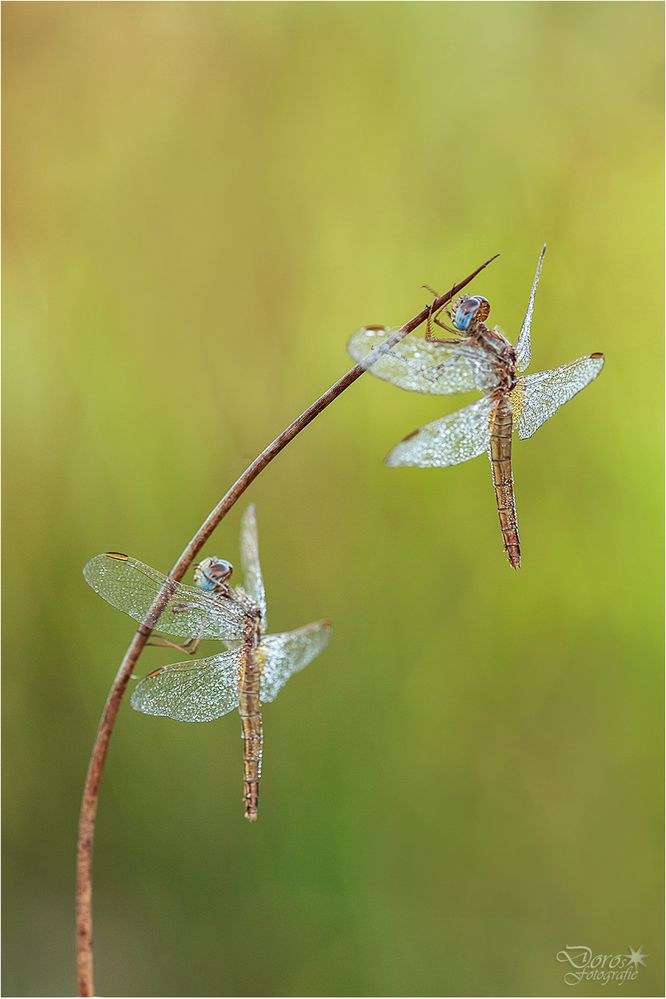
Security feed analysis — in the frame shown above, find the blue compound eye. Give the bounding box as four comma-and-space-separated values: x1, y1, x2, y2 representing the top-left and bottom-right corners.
454, 296, 489, 331
194, 557, 233, 591
454, 299, 476, 331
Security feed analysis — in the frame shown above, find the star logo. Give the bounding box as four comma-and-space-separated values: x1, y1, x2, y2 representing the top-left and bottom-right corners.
626, 945, 648, 968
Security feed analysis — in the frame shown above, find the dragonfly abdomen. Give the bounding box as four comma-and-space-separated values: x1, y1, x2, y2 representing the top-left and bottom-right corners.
238, 636, 263, 822
489, 395, 521, 569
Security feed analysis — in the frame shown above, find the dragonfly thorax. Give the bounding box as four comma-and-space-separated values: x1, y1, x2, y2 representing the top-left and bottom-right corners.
194, 556, 234, 592
482, 332, 518, 389
495, 349, 518, 391
453, 295, 490, 332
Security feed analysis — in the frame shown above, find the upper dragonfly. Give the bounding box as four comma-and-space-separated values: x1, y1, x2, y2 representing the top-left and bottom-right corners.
348, 246, 604, 568
83, 505, 331, 820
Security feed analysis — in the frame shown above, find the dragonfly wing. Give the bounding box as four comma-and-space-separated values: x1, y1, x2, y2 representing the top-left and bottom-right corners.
259, 621, 332, 704
130, 649, 243, 722
83, 554, 247, 640
512, 353, 605, 440
240, 504, 267, 630
386, 395, 494, 468
347, 326, 498, 395
515, 244, 546, 372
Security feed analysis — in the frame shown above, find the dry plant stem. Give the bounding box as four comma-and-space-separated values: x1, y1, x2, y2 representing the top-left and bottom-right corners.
75, 252, 498, 996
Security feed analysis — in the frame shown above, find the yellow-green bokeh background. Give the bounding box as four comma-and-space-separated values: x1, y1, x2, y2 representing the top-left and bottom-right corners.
3, 3, 663, 996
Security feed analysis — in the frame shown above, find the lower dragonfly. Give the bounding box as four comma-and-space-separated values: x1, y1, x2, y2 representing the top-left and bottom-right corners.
83, 505, 331, 820
348, 245, 604, 568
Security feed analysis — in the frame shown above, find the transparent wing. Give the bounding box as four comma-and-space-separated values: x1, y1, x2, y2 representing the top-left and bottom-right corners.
130, 648, 243, 722
259, 621, 332, 704
83, 553, 248, 640
511, 353, 605, 440
385, 395, 495, 468
240, 504, 267, 630
347, 326, 499, 395
515, 244, 546, 372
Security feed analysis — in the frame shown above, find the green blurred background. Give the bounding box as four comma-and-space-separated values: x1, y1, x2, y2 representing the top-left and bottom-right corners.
3, 3, 663, 996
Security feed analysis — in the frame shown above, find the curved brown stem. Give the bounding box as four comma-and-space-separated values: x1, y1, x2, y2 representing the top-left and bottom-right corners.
75, 252, 498, 995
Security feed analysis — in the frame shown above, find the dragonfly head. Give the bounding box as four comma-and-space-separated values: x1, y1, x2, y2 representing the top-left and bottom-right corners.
194, 557, 234, 592
453, 295, 490, 331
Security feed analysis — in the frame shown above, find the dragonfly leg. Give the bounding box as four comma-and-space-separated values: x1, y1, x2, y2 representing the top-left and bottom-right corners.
433, 315, 460, 336
425, 301, 454, 343
423, 287, 460, 343
146, 636, 202, 656
425, 317, 460, 345
422, 286, 455, 321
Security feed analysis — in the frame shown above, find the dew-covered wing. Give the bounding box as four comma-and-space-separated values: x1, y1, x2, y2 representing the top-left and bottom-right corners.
83, 553, 248, 640
511, 354, 605, 440
130, 648, 243, 722
515, 244, 546, 373
347, 326, 499, 395
240, 504, 267, 629
259, 621, 332, 704
385, 395, 495, 468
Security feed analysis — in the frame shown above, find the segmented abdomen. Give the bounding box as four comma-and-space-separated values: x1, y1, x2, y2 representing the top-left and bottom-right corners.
489, 393, 521, 569
238, 634, 262, 821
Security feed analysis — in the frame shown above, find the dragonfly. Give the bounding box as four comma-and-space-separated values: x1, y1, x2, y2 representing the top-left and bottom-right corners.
347, 246, 604, 568
83, 505, 332, 820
